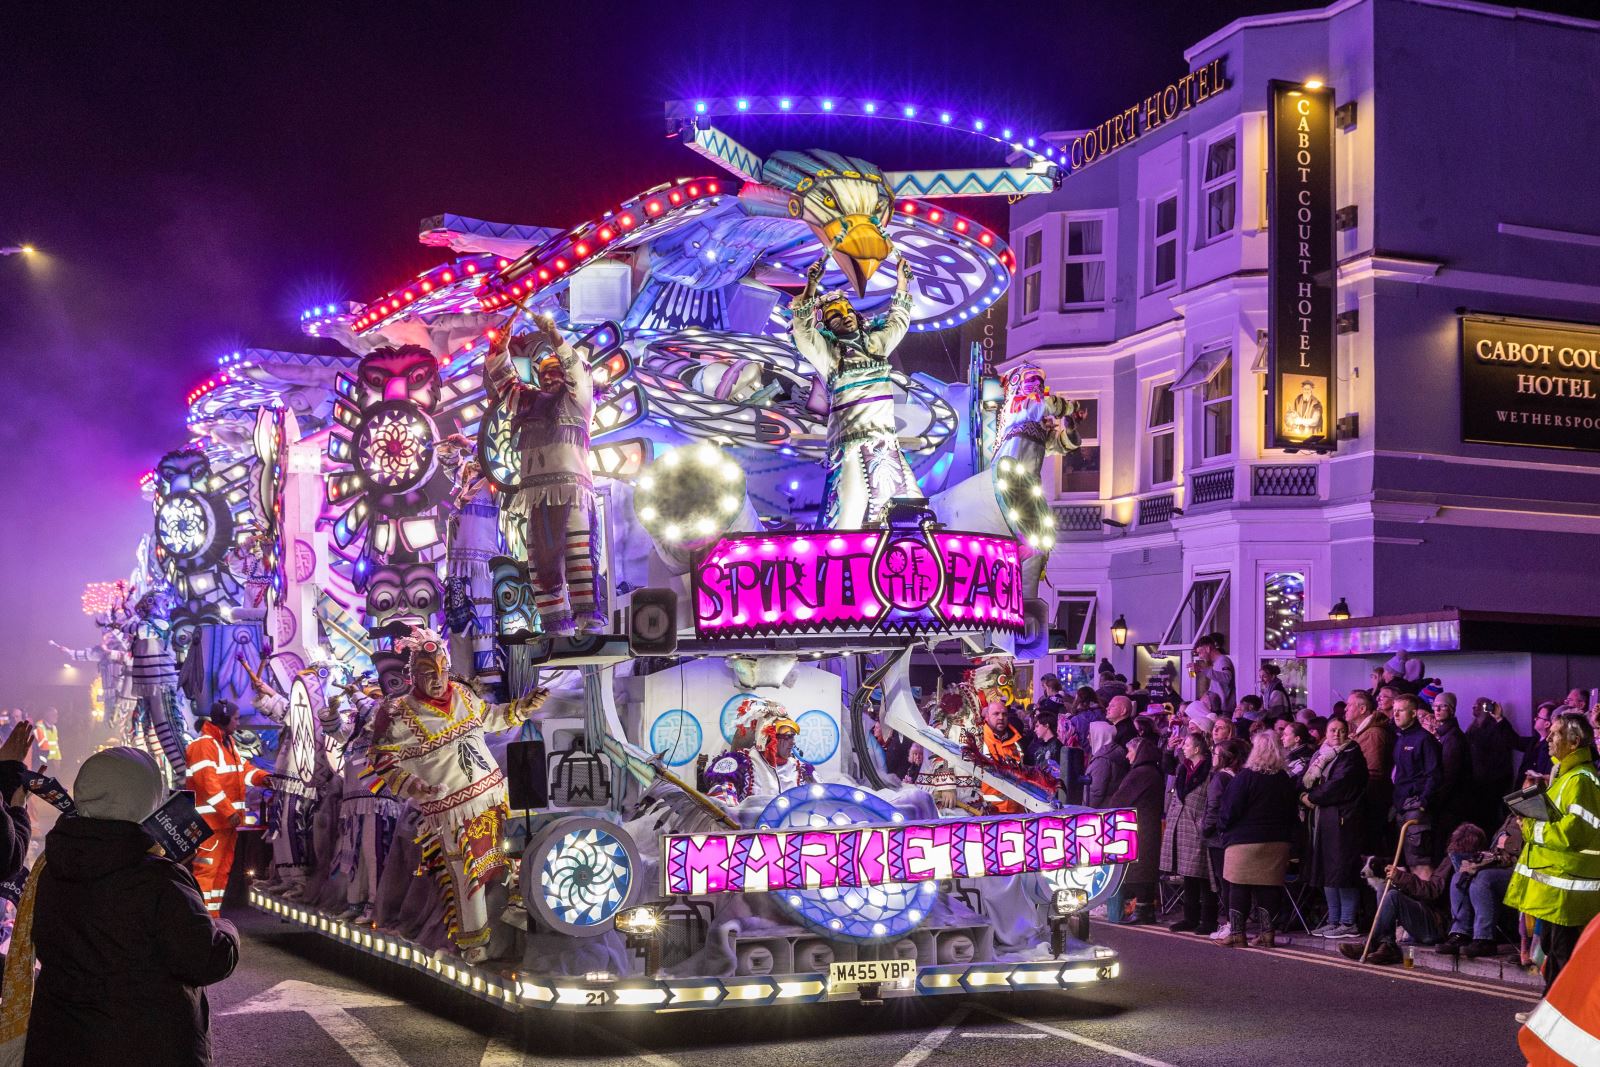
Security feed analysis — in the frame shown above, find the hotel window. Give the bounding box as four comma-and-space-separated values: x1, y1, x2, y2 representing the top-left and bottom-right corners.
1160, 573, 1231, 653
1063, 218, 1107, 308
1262, 572, 1305, 653
1148, 382, 1176, 486
1019, 230, 1043, 316
1053, 592, 1098, 657
1202, 355, 1233, 459
1200, 134, 1237, 243
1151, 195, 1178, 290
1058, 397, 1100, 495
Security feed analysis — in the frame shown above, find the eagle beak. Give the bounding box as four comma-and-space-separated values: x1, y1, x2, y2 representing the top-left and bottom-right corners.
823, 214, 893, 296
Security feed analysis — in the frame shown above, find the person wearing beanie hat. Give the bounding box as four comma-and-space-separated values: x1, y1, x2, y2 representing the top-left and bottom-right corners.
184, 699, 270, 914
28, 747, 238, 1066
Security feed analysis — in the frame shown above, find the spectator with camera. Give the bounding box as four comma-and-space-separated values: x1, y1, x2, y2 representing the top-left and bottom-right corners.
1435, 809, 1524, 959
1466, 696, 1526, 832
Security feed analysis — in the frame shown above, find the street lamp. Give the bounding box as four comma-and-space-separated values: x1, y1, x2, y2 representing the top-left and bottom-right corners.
0, 245, 35, 257
1110, 614, 1129, 648
1329, 597, 1351, 621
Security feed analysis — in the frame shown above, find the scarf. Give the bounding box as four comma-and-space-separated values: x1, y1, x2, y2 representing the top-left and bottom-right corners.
0, 859, 45, 1065
1175, 756, 1211, 801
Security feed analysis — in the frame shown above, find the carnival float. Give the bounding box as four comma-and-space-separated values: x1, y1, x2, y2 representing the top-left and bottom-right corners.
75, 95, 1136, 1011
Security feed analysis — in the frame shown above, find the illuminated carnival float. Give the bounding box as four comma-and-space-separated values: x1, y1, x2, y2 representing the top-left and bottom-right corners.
99, 96, 1138, 1011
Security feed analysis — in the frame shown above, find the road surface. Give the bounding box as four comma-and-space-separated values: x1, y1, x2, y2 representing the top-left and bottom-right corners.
210, 909, 1537, 1067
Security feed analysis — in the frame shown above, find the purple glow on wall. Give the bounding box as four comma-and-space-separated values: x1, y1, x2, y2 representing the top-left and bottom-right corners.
662, 807, 1137, 896
691, 529, 1025, 638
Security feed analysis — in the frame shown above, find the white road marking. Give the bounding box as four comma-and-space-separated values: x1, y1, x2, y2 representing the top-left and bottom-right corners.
974, 1006, 1178, 1067
222, 979, 408, 1067
575, 1018, 682, 1067
1101, 921, 1539, 1003
893, 1004, 971, 1067
959, 1031, 1047, 1038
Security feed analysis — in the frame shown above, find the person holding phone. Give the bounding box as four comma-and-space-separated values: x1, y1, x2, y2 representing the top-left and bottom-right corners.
1465, 697, 1527, 832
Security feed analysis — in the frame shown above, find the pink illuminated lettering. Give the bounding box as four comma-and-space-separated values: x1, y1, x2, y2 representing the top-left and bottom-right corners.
664, 809, 1139, 896
693, 529, 1025, 638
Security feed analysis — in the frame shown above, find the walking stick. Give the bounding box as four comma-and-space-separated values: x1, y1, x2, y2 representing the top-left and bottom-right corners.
1359, 817, 1419, 964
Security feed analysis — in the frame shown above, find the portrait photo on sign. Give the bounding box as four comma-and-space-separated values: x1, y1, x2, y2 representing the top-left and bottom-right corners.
1282, 375, 1328, 440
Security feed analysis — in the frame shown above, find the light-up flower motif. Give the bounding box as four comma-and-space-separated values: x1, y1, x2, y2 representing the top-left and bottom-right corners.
157, 494, 210, 557
358, 407, 430, 489
521, 817, 640, 937
324, 345, 451, 553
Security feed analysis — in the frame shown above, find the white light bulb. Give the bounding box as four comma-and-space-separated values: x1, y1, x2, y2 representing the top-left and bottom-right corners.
695, 517, 715, 535
638, 475, 655, 492
698, 443, 717, 465
1008, 508, 1021, 521
663, 523, 681, 540
1031, 484, 1043, 496
721, 462, 741, 482
1043, 514, 1056, 527
719, 495, 739, 513
662, 451, 680, 468
994, 478, 1007, 490
638, 506, 657, 522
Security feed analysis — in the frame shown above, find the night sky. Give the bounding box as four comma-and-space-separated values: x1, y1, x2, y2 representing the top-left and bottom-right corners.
2, 0, 1591, 706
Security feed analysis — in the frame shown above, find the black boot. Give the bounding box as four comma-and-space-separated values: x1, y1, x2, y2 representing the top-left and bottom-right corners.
1195, 889, 1219, 936
1250, 907, 1276, 948
1169, 882, 1200, 932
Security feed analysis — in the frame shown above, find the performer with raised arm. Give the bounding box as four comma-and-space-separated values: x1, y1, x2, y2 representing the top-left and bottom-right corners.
483, 313, 603, 636
245, 661, 321, 898
368, 626, 548, 961
789, 255, 918, 528
320, 677, 401, 924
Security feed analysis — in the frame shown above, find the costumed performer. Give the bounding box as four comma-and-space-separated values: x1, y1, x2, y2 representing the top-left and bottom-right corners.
704, 697, 817, 806
789, 255, 918, 528
321, 678, 402, 924
439, 433, 503, 693
247, 665, 323, 898
368, 626, 548, 961
483, 312, 604, 636
185, 699, 270, 915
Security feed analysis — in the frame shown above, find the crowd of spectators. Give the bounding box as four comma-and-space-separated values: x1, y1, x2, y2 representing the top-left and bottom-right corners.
914, 640, 1600, 992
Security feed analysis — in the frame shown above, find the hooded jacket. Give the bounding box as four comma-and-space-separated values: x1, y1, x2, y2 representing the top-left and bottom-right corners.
26, 818, 239, 1066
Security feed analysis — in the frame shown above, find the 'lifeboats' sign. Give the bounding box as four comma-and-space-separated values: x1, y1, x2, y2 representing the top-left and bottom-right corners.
1461, 316, 1600, 451
662, 807, 1137, 895
1267, 80, 1337, 449
692, 529, 1025, 638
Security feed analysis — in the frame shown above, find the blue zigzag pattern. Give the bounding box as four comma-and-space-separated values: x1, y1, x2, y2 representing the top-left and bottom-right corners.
889, 169, 1054, 197
692, 128, 763, 180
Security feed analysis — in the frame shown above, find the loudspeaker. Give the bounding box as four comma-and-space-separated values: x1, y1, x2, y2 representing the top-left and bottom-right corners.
1014, 597, 1050, 659
628, 587, 679, 657
504, 738, 548, 809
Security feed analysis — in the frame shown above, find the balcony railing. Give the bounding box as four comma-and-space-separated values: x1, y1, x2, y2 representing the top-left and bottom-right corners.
1137, 492, 1176, 528
1051, 503, 1104, 534
1190, 467, 1236, 508
1251, 464, 1319, 499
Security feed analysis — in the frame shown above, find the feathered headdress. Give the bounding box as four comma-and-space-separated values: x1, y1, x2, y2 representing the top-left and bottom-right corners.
730, 696, 800, 766
394, 625, 450, 668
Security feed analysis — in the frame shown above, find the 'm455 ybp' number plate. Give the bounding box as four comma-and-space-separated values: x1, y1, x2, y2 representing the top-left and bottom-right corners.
828, 959, 915, 991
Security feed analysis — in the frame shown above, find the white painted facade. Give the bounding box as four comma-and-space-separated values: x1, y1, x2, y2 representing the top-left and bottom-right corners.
1007, 0, 1600, 723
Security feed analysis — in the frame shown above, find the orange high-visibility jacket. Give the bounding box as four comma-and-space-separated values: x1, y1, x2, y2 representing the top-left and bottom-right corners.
184, 720, 269, 831
1520, 914, 1600, 1066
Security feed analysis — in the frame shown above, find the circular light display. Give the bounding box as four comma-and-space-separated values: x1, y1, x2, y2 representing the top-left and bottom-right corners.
793, 710, 839, 764
757, 783, 936, 943
522, 817, 641, 937
647, 709, 703, 768
157, 493, 212, 558
632, 442, 746, 553
357, 403, 435, 491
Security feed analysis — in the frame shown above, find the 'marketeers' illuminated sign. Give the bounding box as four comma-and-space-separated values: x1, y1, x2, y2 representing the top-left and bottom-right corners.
1061, 57, 1229, 174
662, 807, 1137, 895
692, 529, 1025, 638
